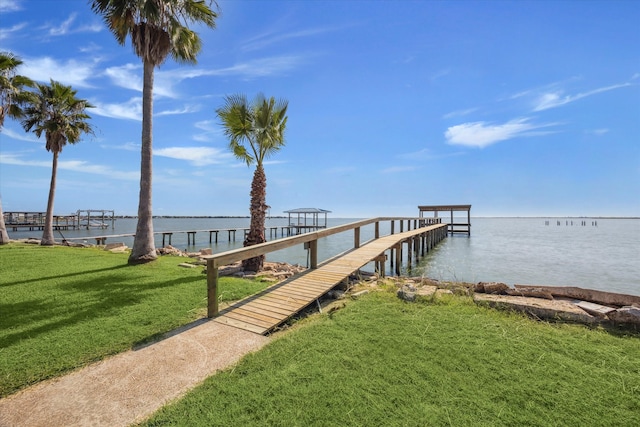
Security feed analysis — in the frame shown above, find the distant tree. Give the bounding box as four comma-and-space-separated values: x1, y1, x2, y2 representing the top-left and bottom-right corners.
21, 80, 94, 246
216, 93, 288, 272
0, 52, 34, 244
90, 0, 219, 264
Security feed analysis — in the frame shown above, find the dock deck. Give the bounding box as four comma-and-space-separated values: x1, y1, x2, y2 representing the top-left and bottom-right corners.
213, 224, 447, 334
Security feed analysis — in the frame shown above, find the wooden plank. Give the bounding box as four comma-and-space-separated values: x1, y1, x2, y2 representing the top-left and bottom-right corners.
258, 294, 308, 309
240, 300, 292, 316
232, 307, 283, 323
279, 280, 336, 292
223, 311, 274, 328
251, 297, 298, 315
213, 316, 266, 334
269, 287, 322, 300
257, 293, 305, 307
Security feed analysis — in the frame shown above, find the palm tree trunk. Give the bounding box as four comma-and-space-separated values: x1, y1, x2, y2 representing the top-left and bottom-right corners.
128, 60, 157, 264
243, 164, 267, 272
41, 151, 58, 246
0, 197, 10, 244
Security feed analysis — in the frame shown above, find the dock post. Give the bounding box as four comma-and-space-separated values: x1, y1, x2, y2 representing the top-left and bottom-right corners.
374, 254, 387, 278
354, 227, 360, 249
394, 244, 401, 276
309, 239, 318, 269
207, 260, 219, 317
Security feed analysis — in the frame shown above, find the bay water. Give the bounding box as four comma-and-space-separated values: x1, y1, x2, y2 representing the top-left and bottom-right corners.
9, 216, 639, 296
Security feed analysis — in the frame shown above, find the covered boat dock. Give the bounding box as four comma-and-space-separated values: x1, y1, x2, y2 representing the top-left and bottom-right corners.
284, 208, 331, 235
418, 204, 471, 235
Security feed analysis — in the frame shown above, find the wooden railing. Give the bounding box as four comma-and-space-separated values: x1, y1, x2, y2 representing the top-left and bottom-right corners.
202, 216, 443, 316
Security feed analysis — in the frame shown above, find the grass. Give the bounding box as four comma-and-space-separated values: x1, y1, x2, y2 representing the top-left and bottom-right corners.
0, 243, 269, 397
2, 243, 639, 426
142, 291, 640, 427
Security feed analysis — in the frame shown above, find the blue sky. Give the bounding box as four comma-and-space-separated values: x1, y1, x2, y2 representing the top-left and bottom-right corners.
0, 0, 638, 218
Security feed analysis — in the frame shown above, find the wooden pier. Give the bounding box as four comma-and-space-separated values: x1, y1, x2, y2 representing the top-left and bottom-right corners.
61, 225, 324, 246
4, 210, 115, 231
205, 218, 448, 334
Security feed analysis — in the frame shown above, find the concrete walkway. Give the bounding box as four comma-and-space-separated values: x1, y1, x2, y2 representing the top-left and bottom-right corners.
0, 320, 269, 427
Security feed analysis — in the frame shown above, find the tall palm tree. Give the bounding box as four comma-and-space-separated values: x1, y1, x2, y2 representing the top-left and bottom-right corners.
90, 0, 219, 264
21, 80, 94, 246
216, 93, 288, 272
0, 52, 34, 244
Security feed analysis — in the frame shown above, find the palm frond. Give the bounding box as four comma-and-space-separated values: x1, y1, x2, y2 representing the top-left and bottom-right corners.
91, 0, 218, 64
20, 80, 94, 152
216, 92, 288, 167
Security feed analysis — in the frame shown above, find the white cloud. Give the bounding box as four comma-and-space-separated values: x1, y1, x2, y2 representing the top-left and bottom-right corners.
0, 152, 138, 180
445, 118, 557, 148
100, 141, 139, 151
161, 55, 305, 81
217, 56, 304, 78
42, 13, 102, 37
0, 22, 26, 40
532, 83, 632, 111
21, 56, 97, 88
0, 0, 21, 12
103, 56, 305, 100
241, 27, 339, 51
156, 104, 201, 116
443, 108, 478, 120
106, 63, 177, 98
192, 120, 219, 142
48, 13, 76, 36
0, 127, 41, 143
104, 64, 142, 92
154, 146, 232, 166
92, 97, 142, 121
194, 120, 216, 131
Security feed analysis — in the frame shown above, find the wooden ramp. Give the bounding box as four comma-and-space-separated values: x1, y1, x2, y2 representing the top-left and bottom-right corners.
213, 224, 445, 334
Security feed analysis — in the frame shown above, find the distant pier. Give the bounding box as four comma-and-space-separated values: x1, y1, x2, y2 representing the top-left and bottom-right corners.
545, 219, 598, 226
4, 210, 115, 231
62, 225, 333, 246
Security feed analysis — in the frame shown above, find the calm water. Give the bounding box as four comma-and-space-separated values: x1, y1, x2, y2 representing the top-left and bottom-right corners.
9, 217, 639, 295
415, 217, 639, 296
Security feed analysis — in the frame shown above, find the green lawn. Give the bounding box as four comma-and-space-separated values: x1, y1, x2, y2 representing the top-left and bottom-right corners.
0, 243, 268, 397
2, 243, 639, 426
143, 291, 640, 427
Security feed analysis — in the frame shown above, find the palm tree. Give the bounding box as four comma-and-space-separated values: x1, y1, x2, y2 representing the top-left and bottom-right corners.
90, 0, 219, 264
21, 80, 94, 246
216, 93, 288, 272
0, 52, 34, 244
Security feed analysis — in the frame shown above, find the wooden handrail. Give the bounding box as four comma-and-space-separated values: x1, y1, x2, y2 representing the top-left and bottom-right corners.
201, 217, 438, 267
204, 217, 444, 317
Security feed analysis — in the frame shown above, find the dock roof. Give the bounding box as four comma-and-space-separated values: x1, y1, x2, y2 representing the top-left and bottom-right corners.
283, 208, 332, 214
